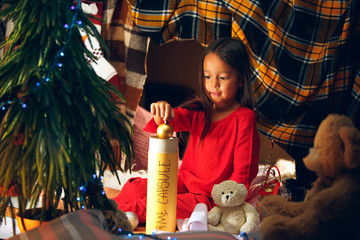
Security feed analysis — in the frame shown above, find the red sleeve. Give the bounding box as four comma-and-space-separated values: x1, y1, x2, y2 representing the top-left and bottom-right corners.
230, 111, 260, 188
143, 117, 158, 133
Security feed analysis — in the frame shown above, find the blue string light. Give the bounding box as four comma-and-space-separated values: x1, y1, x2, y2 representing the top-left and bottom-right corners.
238, 231, 249, 240
0, 0, 83, 112
76, 173, 109, 209
0, 100, 13, 112
44, 0, 81, 80
116, 229, 160, 240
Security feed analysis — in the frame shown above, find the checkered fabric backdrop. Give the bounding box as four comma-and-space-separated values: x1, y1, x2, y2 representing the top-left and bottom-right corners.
2, 1, 358, 161
125, 0, 360, 160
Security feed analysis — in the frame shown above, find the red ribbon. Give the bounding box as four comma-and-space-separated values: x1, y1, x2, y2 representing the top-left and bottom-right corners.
258, 165, 281, 196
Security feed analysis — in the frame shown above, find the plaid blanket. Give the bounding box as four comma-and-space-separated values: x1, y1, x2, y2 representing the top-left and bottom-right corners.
102, 0, 149, 121
127, 0, 360, 159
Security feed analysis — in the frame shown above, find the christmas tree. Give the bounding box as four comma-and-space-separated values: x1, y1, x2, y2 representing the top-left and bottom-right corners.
0, 0, 133, 226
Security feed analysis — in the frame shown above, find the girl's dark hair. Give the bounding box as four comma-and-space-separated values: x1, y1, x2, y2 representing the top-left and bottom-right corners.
181, 38, 255, 141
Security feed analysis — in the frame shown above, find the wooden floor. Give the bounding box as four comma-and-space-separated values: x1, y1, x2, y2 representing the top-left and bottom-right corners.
133, 224, 146, 233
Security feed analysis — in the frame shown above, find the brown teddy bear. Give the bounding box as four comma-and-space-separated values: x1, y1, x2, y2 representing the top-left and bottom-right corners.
258, 114, 360, 240
207, 180, 260, 235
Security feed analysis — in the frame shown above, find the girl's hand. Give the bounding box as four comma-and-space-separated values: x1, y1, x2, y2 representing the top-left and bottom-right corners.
150, 101, 175, 125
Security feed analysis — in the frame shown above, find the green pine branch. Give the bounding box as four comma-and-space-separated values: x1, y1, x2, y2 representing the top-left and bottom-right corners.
0, 0, 134, 223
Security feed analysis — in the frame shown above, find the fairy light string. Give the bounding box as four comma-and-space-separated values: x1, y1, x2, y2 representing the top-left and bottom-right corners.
76, 174, 168, 239
47, 0, 82, 77
0, 0, 83, 112
77, 173, 105, 210
77, 175, 180, 239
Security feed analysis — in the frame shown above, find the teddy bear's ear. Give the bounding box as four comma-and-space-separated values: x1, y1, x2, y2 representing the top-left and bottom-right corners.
238, 183, 247, 191
339, 126, 360, 170
211, 183, 219, 195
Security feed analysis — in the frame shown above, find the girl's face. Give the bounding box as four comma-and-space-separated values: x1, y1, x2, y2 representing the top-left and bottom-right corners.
203, 53, 242, 110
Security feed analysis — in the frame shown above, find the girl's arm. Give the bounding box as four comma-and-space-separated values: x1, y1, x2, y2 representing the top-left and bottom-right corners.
143, 104, 194, 133
230, 111, 260, 188
150, 101, 175, 125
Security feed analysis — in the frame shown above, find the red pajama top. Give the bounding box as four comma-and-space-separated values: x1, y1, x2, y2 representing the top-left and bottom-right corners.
143, 106, 259, 199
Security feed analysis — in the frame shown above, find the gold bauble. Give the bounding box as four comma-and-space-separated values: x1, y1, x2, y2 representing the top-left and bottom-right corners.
157, 122, 173, 139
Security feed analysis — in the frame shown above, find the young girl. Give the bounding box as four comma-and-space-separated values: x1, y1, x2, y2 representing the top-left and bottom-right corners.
113, 38, 260, 224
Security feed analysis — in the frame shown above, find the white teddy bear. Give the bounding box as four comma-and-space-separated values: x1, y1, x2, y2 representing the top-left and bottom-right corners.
207, 180, 260, 235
